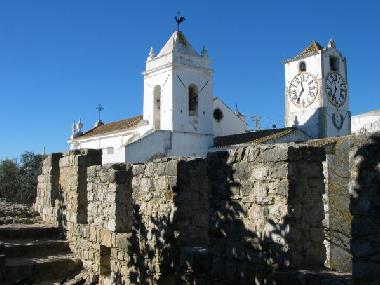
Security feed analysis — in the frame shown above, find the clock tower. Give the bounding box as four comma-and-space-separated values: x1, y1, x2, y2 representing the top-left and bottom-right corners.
284, 39, 351, 138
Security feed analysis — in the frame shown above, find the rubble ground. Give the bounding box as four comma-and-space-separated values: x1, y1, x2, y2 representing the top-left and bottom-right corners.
0, 199, 41, 225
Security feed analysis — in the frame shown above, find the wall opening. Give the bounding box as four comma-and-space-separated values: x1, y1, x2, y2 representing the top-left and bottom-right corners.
99, 245, 111, 276
299, 61, 307, 72
330, 56, 339, 71
213, 108, 224, 122
188, 84, 198, 116
153, 85, 161, 129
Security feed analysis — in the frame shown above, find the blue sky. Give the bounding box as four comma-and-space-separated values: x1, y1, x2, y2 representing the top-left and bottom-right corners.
0, 0, 379, 159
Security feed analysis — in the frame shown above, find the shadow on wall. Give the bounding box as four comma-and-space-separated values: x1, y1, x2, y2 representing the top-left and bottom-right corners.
206, 151, 289, 284
350, 134, 380, 285
123, 145, 326, 285
126, 159, 209, 285
202, 149, 326, 284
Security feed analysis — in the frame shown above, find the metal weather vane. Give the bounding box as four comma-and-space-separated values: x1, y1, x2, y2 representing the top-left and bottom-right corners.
175, 11, 186, 31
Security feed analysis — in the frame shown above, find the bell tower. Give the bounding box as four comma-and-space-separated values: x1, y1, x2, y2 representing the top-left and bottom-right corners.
142, 30, 213, 136
284, 39, 351, 138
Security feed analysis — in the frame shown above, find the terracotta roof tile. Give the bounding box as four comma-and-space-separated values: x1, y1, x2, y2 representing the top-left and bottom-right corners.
75, 115, 143, 139
285, 41, 323, 63
214, 128, 298, 147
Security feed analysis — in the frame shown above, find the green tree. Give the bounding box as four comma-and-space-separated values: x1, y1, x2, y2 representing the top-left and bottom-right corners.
0, 159, 20, 202
0, 151, 43, 203
19, 151, 43, 203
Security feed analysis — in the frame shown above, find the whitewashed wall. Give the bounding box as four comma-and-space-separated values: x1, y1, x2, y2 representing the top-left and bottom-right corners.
70, 124, 152, 164
213, 97, 248, 137
125, 130, 172, 163
352, 110, 380, 133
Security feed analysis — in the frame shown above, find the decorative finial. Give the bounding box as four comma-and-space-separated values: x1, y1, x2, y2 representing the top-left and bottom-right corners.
72, 121, 76, 134
201, 45, 208, 57
71, 121, 77, 139
148, 47, 155, 60
327, 38, 336, 49
175, 11, 186, 31
76, 119, 83, 133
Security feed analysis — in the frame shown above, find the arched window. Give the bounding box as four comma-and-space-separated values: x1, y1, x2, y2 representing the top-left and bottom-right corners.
330, 56, 339, 71
299, 61, 306, 72
188, 84, 198, 116
153, 85, 161, 129
213, 108, 223, 122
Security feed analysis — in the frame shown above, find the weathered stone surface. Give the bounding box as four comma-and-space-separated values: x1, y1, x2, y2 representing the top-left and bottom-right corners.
349, 134, 380, 285
205, 144, 326, 284
34, 137, 380, 284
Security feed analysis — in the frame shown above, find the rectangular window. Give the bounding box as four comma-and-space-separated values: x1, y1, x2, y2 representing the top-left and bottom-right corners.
330, 56, 339, 71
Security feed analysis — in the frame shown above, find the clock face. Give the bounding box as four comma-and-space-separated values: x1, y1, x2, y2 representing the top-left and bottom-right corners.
325, 72, 347, 108
288, 72, 318, 108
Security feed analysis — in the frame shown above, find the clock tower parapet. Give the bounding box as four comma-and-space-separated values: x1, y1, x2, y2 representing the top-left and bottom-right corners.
284, 40, 350, 138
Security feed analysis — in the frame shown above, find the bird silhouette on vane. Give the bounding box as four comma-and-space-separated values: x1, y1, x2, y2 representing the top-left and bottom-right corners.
175, 14, 186, 31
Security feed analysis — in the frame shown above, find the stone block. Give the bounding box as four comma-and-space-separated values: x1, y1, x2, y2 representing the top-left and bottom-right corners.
100, 228, 113, 247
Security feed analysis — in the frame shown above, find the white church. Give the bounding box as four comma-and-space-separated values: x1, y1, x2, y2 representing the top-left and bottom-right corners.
68, 26, 380, 164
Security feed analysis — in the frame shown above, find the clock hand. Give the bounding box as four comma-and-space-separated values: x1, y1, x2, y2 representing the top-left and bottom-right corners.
297, 82, 304, 104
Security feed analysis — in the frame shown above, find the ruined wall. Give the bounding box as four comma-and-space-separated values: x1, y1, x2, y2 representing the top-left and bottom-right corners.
87, 164, 133, 233
59, 149, 102, 226
34, 153, 62, 226
188, 144, 326, 284
111, 158, 209, 284
66, 163, 132, 279
34, 144, 332, 285
349, 134, 380, 285
319, 138, 352, 272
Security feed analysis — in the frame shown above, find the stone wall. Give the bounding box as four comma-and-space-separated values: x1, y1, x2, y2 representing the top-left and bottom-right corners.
197, 144, 326, 284
349, 134, 380, 285
34, 152, 62, 226
34, 143, 362, 285
65, 163, 132, 278
59, 149, 102, 226
87, 164, 133, 233
111, 158, 209, 284
319, 138, 352, 272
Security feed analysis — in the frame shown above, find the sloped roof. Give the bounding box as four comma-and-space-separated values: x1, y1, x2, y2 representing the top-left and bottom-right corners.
352, 109, 380, 118
214, 128, 299, 147
75, 115, 143, 139
157, 31, 198, 57
285, 41, 323, 63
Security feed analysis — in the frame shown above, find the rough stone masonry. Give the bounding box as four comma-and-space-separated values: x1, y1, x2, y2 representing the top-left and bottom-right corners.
33, 135, 380, 284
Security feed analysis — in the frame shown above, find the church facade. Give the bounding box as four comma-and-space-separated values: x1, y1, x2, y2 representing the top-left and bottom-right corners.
68, 28, 380, 164
68, 30, 248, 163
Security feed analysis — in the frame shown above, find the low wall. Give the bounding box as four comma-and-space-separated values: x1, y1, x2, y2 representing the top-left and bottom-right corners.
59, 149, 102, 226
125, 130, 172, 163
196, 144, 326, 284
34, 153, 62, 226
349, 134, 380, 285
66, 163, 132, 276
318, 138, 352, 272
111, 158, 209, 284
38, 141, 380, 284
